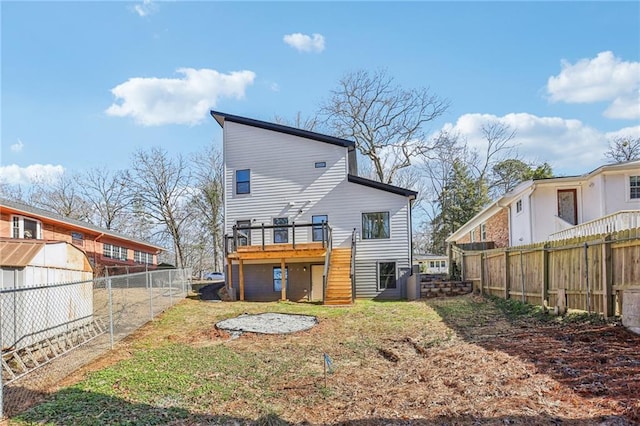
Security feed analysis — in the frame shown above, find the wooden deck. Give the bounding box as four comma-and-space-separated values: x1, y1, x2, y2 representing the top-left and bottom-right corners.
228, 243, 327, 261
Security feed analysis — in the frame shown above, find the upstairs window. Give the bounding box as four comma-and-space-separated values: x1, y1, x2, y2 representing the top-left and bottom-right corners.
314, 161, 326, 168
480, 223, 487, 241
362, 212, 390, 239
71, 232, 84, 246
312, 215, 328, 242
631, 176, 640, 199
236, 220, 252, 246
134, 250, 154, 264
273, 218, 289, 243
236, 169, 250, 194
11, 216, 41, 239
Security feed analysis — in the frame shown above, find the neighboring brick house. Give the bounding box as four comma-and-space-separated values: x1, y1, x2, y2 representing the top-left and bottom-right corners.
0, 198, 163, 273
454, 208, 509, 248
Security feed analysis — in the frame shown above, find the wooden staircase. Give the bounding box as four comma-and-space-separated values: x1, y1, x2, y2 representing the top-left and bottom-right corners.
324, 248, 353, 305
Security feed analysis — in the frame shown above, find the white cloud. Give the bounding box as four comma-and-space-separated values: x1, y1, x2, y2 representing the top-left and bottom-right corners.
270, 82, 280, 92
105, 68, 256, 126
0, 164, 64, 185
10, 139, 24, 152
132, 0, 157, 17
283, 33, 325, 53
605, 125, 640, 141
439, 113, 613, 176
547, 51, 640, 119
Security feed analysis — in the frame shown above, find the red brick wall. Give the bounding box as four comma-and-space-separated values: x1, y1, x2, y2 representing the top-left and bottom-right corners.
453, 208, 510, 248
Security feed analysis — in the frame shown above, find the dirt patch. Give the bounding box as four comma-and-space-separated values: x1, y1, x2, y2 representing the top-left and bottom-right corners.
215, 312, 318, 335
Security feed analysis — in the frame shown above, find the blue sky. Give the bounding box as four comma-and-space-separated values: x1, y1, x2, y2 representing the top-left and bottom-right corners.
2, 1, 639, 186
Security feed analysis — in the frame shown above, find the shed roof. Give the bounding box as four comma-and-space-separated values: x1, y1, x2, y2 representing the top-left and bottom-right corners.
0, 239, 47, 267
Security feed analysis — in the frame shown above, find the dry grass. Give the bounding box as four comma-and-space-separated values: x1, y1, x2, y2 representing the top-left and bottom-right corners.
9, 295, 640, 425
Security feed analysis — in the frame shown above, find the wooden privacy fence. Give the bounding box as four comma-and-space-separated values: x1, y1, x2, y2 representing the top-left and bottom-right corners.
452, 228, 640, 317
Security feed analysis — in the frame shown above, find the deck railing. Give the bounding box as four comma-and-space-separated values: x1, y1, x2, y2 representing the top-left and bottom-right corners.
548, 210, 640, 241
225, 221, 332, 254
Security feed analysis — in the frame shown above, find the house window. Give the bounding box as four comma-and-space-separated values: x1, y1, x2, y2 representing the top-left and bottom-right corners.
362, 212, 390, 239
630, 176, 640, 199
11, 216, 41, 239
103, 243, 128, 261
236, 220, 251, 246
378, 262, 396, 290
236, 169, 250, 194
134, 250, 153, 264
480, 223, 487, 241
312, 215, 328, 242
440, 260, 446, 268
273, 218, 288, 243
429, 261, 435, 268
314, 161, 326, 168
470, 230, 475, 243
273, 266, 288, 292
71, 232, 84, 246
516, 199, 523, 213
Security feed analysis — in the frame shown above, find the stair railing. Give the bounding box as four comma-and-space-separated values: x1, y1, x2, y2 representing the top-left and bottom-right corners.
322, 224, 333, 303
350, 228, 357, 302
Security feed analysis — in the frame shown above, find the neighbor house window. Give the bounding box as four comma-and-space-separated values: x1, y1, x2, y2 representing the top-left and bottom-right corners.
236, 169, 250, 194
273, 218, 288, 243
236, 220, 251, 246
362, 212, 390, 239
103, 243, 128, 261
314, 161, 326, 168
312, 215, 328, 242
470, 230, 475, 242
631, 176, 640, 199
378, 262, 396, 290
273, 266, 288, 292
516, 199, 523, 213
480, 223, 487, 241
11, 216, 41, 240
440, 260, 446, 268
71, 232, 84, 246
134, 250, 153, 264
429, 261, 435, 268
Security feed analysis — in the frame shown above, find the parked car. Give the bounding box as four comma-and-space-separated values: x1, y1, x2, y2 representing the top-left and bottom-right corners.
203, 272, 225, 281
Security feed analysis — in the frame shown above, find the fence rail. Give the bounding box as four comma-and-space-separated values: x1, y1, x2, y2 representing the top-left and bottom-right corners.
0, 268, 192, 419
548, 210, 640, 241
452, 228, 640, 316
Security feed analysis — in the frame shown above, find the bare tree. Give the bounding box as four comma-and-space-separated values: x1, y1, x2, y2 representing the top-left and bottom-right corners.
30, 172, 91, 220
273, 111, 319, 131
126, 147, 192, 269
319, 69, 449, 184
190, 146, 225, 272
605, 136, 640, 162
79, 167, 130, 230
471, 121, 517, 184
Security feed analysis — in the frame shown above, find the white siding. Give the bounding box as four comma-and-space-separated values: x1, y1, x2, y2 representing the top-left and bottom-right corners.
222, 121, 412, 299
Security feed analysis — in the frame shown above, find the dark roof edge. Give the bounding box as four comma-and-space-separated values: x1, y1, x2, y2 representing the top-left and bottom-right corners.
0, 198, 164, 251
210, 110, 356, 148
347, 175, 418, 199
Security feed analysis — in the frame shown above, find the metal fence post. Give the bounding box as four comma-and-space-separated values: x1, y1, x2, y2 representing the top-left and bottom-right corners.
147, 266, 153, 320
106, 268, 114, 350
169, 270, 174, 306
0, 289, 4, 420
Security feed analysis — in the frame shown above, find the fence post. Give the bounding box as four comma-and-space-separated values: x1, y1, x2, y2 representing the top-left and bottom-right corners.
106, 268, 114, 350
0, 291, 4, 420
504, 250, 510, 300
519, 250, 525, 303
602, 236, 613, 318
169, 269, 173, 306
479, 252, 485, 295
542, 244, 549, 307
584, 242, 591, 313
147, 265, 153, 320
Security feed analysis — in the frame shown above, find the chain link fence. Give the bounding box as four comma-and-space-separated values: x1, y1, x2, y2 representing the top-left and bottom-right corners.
0, 268, 192, 418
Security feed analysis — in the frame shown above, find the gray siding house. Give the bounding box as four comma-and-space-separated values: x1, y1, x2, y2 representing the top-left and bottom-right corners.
212, 111, 417, 304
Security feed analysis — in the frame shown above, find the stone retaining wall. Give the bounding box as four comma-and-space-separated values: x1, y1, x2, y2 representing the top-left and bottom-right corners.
420, 278, 473, 298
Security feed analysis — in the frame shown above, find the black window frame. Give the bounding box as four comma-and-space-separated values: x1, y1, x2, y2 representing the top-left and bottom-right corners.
273, 217, 289, 243
378, 261, 397, 290
312, 215, 328, 242
236, 169, 250, 195
516, 199, 523, 213
273, 266, 288, 292
314, 161, 326, 168
362, 212, 390, 240
236, 220, 251, 246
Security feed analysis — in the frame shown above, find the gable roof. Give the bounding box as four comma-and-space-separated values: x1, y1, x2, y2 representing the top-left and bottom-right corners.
347, 174, 418, 199
0, 198, 164, 251
210, 110, 356, 148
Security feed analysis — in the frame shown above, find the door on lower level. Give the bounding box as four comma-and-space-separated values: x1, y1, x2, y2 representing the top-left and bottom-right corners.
557, 189, 577, 225
310, 265, 324, 301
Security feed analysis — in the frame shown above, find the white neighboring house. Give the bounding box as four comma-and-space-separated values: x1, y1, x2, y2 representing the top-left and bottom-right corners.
414, 254, 448, 274
447, 160, 640, 247
211, 111, 417, 304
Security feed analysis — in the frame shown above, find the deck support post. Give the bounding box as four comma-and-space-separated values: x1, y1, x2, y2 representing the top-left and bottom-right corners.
227, 257, 233, 298
239, 259, 245, 301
